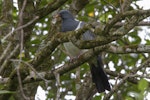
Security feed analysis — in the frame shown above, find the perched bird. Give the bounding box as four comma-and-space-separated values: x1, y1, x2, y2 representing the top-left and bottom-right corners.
55, 10, 111, 93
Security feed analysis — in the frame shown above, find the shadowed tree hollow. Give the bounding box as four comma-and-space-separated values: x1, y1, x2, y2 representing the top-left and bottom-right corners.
0, 0, 150, 100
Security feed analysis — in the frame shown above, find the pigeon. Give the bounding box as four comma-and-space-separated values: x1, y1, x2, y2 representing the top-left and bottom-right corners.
55, 10, 111, 93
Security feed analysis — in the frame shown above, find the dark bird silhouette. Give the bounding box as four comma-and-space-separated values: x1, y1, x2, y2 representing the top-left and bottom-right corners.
55, 10, 111, 93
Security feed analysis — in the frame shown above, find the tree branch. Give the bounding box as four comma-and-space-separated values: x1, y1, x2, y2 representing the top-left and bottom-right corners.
35, 0, 68, 20
103, 9, 150, 34
104, 74, 133, 100
121, 0, 132, 12
107, 44, 150, 54
69, 0, 89, 15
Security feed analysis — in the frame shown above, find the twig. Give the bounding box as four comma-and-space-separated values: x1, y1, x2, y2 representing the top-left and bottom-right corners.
56, 88, 61, 100
10, 59, 48, 83
54, 71, 61, 100
120, 0, 132, 13
17, 0, 30, 100
17, 66, 30, 100
0, 42, 11, 64
103, 0, 119, 13
103, 74, 133, 100
114, 21, 150, 27
1, 16, 39, 43
132, 58, 150, 73
0, 44, 19, 75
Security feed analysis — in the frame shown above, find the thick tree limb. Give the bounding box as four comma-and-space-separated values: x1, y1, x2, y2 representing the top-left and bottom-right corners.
2, 44, 150, 85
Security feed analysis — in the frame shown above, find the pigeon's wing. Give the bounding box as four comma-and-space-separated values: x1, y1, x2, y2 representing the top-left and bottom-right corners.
78, 22, 95, 40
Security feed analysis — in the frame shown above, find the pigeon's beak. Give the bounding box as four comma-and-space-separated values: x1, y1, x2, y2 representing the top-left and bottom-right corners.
53, 13, 60, 18
52, 13, 61, 24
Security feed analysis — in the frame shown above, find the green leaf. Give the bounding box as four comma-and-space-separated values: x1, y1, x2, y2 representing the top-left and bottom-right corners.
125, 96, 134, 100
0, 90, 15, 94
138, 79, 148, 91
93, 95, 102, 100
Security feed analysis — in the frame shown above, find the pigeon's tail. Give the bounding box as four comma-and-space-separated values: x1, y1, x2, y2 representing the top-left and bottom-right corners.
89, 55, 111, 93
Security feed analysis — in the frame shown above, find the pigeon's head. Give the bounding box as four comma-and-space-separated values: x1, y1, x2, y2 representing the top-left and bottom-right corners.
58, 10, 74, 20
